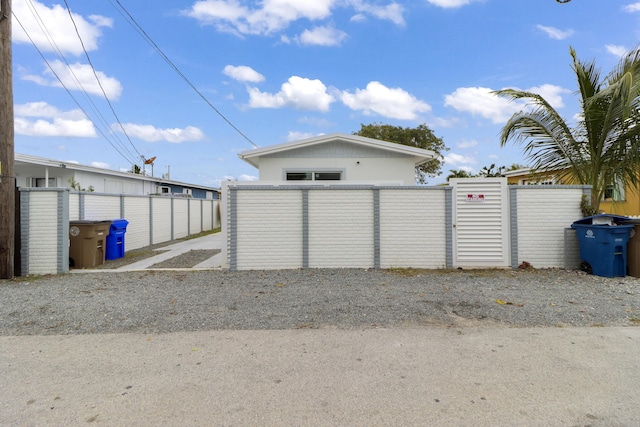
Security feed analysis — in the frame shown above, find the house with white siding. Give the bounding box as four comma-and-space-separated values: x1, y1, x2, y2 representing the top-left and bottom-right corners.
222, 133, 588, 271
237, 133, 436, 185
15, 153, 219, 199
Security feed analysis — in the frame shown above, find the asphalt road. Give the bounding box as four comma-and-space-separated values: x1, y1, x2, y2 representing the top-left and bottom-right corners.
2, 327, 639, 426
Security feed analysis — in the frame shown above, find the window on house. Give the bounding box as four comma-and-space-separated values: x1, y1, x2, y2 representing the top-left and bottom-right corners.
286, 171, 342, 181
604, 182, 625, 201
31, 177, 56, 187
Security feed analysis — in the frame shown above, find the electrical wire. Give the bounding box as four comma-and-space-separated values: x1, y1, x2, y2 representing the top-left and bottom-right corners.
18, 0, 140, 165
13, 9, 140, 166
107, 0, 259, 148
62, 0, 144, 161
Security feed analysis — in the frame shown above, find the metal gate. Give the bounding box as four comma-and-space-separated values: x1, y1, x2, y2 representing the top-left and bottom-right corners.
450, 178, 510, 268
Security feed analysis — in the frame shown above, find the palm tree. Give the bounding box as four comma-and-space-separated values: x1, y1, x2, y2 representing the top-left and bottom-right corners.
447, 169, 474, 180
495, 46, 640, 212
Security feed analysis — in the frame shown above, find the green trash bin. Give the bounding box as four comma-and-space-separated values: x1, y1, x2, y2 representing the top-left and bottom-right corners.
69, 220, 112, 269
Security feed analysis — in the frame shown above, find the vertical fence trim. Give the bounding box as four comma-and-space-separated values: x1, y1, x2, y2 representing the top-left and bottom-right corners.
373, 188, 380, 269
79, 193, 85, 220
19, 190, 29, 274
445, 187, 453, 269
229, 188, 238, 271
509, 186, 519, 268
302, 189, 309, 268
57, 190, 69, 273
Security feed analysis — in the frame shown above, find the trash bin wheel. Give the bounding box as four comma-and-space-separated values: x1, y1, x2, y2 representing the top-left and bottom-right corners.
579, 261, 592, 274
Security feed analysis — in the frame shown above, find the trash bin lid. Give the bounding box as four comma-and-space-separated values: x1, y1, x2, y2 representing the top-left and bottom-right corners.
572, 214, 630, 225
110, 218, 129, 230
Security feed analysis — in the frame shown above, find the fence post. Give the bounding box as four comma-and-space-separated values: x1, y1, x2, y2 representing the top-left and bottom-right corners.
149, 196, 153, 246
170, 197, 174, 240
373, 188, 380, 269
509, 186, 519, 269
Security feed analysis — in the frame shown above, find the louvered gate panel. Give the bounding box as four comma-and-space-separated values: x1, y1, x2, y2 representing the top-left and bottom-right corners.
451, 178, 510, 268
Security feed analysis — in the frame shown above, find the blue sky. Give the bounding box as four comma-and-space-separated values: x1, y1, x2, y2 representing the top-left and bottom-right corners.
10, 0, 640, 186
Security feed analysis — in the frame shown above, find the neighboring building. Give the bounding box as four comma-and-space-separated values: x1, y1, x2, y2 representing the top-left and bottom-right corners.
237, 133, 436, 185
503, 167, 636, 216
15, 153, 219, 199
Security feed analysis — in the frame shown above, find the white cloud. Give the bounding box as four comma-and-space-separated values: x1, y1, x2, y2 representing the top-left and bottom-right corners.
248, 76, 335, 111
606, 44, 628, 57
459, 165, 475, 173
624, 3, 640, 12
298, 116, 334, 127
444, 152, 476, 166
528, 84, 569, 109
536, 24, 574, 40
297, 25, 347, 46
15, 101, 85, 120
445, 87, 515, 123
287, 131, 318, 141
457, 139, 478, 149
444, 85, 568, 124
90, 161, 110, 169
238, 174, 258, 181
183, 0, 334, 35
182, 0, 404, 36
13, 0, 112, 55
223, 65, 265, 82
113, 123, 206, 143
426, 0, 478, 8
350, 1, 405, 25
14, 101, 96, 137
341, 81, 431, 120
15, 117, 96, 137
22, 60, 123, 100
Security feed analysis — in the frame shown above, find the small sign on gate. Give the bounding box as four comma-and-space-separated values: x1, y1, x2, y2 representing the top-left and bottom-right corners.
466, 193, 485, 202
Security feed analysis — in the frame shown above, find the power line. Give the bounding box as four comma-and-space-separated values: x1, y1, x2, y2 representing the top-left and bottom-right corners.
62, 0, 144, 161
13, 4, 139, 166
107, 0, 259, 148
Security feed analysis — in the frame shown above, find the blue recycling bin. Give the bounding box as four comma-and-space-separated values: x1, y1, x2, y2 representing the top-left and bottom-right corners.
106, 219, 129, 261
571, 215, 633, 277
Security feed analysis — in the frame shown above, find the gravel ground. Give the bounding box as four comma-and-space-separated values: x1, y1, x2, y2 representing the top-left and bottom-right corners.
1, 268, 639, 335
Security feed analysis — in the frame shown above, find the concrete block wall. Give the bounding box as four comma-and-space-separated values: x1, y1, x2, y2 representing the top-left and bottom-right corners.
225, 185, 452, 271
123, 196, 151, 251
231, 189, 304, 270
152, 197, 172, 244
511, 186, 587, 269
20, 188, 69, 275
308, 189, 374, 268
173, 198, 189, 239
19, 190, 221, 275
379, 188, 447, 269
224, 182, 588, 271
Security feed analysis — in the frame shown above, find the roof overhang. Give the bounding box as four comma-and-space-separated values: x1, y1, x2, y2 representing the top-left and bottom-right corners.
238, 133, 437, 169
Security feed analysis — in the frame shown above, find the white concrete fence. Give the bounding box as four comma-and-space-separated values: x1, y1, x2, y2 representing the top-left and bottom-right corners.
19, 188, 220, 275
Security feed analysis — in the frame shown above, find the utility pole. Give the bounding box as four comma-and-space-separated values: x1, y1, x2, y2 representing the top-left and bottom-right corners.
0, 0, 14, 279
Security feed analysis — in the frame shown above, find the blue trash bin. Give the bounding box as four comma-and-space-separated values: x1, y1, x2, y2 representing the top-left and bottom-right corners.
571, 215, 633, 277
106, 219, 129, 261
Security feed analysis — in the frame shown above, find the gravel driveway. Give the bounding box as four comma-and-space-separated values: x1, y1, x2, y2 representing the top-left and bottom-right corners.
1, 268, 639, 335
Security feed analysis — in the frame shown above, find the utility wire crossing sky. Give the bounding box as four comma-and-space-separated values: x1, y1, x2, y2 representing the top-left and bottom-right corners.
10, 0, 640, 186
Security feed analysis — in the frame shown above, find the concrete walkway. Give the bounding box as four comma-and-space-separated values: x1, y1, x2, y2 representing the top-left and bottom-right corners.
2, 327, 639, 426
118, 232, 224, 271
72, 232, 225, 273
